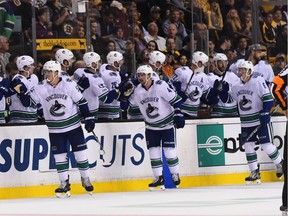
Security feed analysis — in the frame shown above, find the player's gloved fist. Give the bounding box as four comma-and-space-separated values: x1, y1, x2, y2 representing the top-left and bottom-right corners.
259, 110, 270, 125
117, 80, 135, 97
77, 75, 90, 92
173, 108, 185, 129
10, 78, 28, 95
84, 116, 95, 133
0, 85, 8, 95
213, 79, 221, 92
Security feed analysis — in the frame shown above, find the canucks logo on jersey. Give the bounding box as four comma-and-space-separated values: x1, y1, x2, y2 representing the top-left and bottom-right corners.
50, 100, 66, 116
239, 96, 252, 111
146, 103, 159, 118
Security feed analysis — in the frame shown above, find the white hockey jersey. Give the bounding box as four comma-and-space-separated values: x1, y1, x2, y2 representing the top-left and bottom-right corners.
230, 76, 274, 127
98, 68, 121, 119
73, 68, 109, 118
129, 80, 182, 130
252, 60, 274, 83
171, 66, 209, 116
30, 77, 84, 133
9, 74, 38, 123
207, 71, 239, 117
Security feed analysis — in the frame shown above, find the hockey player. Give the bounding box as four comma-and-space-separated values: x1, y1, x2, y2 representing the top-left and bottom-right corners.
98, 51, 123, 119
148, 50, 168, 81
270, 64, 288, 213
16, 55, 39, 85
170, 51, 218, 117
73, 52, 126, 118
207, 53, 239, 117
9, 58, 38, 123
227, 61, 282, 184
121, 65, 185, 190
55, 48, 75, 77
0, 76, 8, 123
29, 60, 96, 197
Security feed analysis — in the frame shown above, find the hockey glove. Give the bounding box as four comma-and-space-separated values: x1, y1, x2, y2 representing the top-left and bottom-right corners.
173, 108, 185, 129
0, 84, 8, 95
84, 116, 95, 133
259, 110, 270, 125
77, 75, 90, 92
117, 80, 135, 97
172, 80, 182, 92
218, 81, 229, 102
10, 78, 28, 95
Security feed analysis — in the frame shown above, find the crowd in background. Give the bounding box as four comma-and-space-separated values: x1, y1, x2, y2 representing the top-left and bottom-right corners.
0, 0, 287, 122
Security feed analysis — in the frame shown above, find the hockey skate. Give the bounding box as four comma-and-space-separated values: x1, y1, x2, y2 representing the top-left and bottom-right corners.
171, 173, 181, 188
245, 166, 261, 185
55, 179, 71, 198
81, 177, 94, 195
276, 160, 283, 179
280, 206, 288, 215
149, 175, 165, 191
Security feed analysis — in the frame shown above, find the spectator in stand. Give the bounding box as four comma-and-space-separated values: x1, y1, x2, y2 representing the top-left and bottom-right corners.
129, 24, 147, 54
72, 25, 86, 60
178, 54, 188, 67
0, 0, 15, 40
122, 37, 137, 78
128, 9, 147, 36
206, 1, 223, 31
162, 37, 180, 65
235, 35, 249, 59
241, 10, 252, 38
137, 48, 150, 66
110, 26, 126, 54
215, 35, 232, 53
36, 8, 54, 39
162, 8, 188, 40
89, 0, 103, 22
193, 22, 208, 51
166, 23, 182, 50
146, 40, 159, 53
261, 11, 276, 44
109, 1, 129, 39
99, 8, 117, 40
221, 9, 242, 42
90, 20, 106, 58
274, 24, 288, 57
144, 22, 166, 51
219, 0, 236, 21
102, 40, 116, 63
142, 5, 164, 37
238, 0, 253, 19
273, 53, 287, 76
224, 48, 237, 65
208, 39, 217, 58
161, 52, 174, 79
271, 6, 287, 36
179, 35, 198, 62
0, 36, 10, 78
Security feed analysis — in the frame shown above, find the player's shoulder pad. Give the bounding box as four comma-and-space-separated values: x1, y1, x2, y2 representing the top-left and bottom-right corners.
155, 80, 163, 85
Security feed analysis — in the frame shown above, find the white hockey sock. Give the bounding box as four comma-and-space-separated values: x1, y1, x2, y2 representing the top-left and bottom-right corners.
261, 143, 282, 164
54, 153, 69, 182
163, 147, 179, 174
74, 150, 90, 179
243, 142, 258, 171
148, 147, 163, 177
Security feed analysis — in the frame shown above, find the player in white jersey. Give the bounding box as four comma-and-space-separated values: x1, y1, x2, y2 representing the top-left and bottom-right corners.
148, 50, 168, 81
98, 51, 123, 119
121, 65, 185, 190
55, 48, 75, 78
227, 61, 282, 184
0, 77, 8, 123
29, 61, 96, 197
207, 53, 239, 117
170, 51, 217, 117
9, 58, 38, 123
16, 55, 39, 85
73, 52, 123, 118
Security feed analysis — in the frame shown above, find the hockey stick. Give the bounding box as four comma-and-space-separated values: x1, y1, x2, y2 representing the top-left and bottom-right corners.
244, 104, 280, 143
184, 71, 195, 96
91, 130, 106, 159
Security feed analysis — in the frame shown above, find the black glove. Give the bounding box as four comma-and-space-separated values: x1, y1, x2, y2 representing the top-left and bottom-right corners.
117, 80, 135, 97
77, 75, 90, 92
10, 78, 28, 95
173, 109, 185, 129
84, 116, 95, 133
218, 81, 229, 102
0, 84, 8, 95
213, 79, 221, 92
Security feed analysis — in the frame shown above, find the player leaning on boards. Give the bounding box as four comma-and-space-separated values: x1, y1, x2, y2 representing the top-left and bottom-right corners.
121, 65, 185, 190
270, 64, 288, 214
223, 60, 283, 184
28, 61, 96, 197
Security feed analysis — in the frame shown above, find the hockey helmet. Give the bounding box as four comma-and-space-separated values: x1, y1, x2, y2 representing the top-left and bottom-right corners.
149, 51, 166, 70
136, 65, 153, 76
191, 51, 209, 73
55, 48, 75, 67
238, 60, 254, 83
213, 53, 228, 74
83, 52, 102, 69
106, 51, 123, 70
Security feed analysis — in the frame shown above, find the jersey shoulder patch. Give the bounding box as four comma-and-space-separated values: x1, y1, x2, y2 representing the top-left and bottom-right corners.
155, 80, 163, 85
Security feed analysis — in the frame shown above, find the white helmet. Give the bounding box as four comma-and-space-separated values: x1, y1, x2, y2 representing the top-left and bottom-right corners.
16, 59, 31, 72
55, 48, 75, 67
83, 52, 101, 69
106, 51, 123, 69
43, 60, 61, 72
213, 53, 228, 74
238, 60, 254, 83
149, 51, 166, 70
191, 51, 209, 73
17, 55, 35, 66
136, 65, 153, 75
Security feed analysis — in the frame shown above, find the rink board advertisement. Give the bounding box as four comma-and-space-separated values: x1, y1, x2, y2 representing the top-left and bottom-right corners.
0, 116, 286, 190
